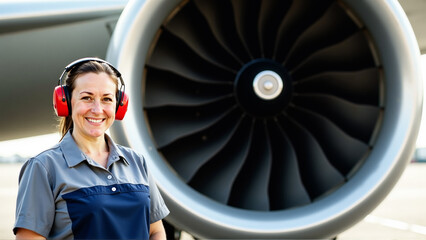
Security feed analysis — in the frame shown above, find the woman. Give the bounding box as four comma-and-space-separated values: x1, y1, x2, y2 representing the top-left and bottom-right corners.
14, 58, 169, 240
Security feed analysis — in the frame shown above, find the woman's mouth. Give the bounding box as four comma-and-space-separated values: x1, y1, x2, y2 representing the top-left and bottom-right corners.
86, 118, 104, 123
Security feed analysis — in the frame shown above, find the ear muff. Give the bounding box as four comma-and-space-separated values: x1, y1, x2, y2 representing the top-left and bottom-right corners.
115, 90, 129, 120
52, 57, 128, 120
53, 85, 71, 117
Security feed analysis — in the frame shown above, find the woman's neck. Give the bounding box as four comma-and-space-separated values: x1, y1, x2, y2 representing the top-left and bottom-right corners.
72, 131, 110, 168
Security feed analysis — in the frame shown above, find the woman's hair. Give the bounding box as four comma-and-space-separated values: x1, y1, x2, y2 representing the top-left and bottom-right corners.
58, 61, 119, 140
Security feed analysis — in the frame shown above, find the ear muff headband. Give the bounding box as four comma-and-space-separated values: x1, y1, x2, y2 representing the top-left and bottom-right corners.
52, 57, 129, 120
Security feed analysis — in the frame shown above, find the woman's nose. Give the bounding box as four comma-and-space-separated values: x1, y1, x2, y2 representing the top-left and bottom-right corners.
91, 100, 102, 113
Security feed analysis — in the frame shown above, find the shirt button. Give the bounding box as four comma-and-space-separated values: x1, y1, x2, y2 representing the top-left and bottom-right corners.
111, 187, 117, 192
107, 175, 112, 180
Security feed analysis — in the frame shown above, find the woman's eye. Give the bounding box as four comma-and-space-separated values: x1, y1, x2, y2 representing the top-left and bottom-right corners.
103, 97, 113, 102
81, 96, 91, 100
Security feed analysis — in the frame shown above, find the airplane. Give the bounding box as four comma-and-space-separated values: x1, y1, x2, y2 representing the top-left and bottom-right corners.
0, 0, 424, 238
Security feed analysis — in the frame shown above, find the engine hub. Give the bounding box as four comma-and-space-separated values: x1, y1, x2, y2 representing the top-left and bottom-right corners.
253, 70, 284, 100
234, 59, 293, 117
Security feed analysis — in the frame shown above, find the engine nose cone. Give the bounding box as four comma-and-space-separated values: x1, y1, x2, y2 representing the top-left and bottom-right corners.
253, 70, 284, 100
235, 59, 292, 117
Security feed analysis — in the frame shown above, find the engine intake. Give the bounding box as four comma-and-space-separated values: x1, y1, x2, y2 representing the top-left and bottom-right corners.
107, 0, 422, 238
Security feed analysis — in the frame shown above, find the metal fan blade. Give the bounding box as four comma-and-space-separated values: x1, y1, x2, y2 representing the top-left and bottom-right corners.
294, 68, 381, 105
292, 94, 381, 143
278, 115, 345, 199
291, 31, 376, 80
164, 1, 241, 71
193, 0, 250, 63
161, 109, 242, 182
287, 106, 370, 175
284, 2, 358, 69
146, 98, 237, 148
144, 67, 233, 108
230, 0, 262, 59
257, 0, 292, 58
189, 116, 252, 204
273, 0, 334, 61
147, 30, 235, 83
228, 120, 272, 211
267, 119, 311, 210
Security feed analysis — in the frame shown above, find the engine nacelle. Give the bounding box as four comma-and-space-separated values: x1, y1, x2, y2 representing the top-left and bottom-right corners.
107, 0, 422, 238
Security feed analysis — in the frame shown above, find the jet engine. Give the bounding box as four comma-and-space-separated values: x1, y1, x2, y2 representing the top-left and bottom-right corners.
106, 0, 423, 238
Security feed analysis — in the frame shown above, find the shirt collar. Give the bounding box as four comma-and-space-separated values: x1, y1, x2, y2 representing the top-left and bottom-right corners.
60, 130, 129, 168
105, 133, 130, 167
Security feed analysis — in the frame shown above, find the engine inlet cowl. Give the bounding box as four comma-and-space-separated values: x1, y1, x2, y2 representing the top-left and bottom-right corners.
107, 0, 422, 238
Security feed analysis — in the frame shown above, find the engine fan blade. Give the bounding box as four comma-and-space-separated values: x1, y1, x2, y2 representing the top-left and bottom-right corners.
292, 94, 381, 143
291, 31, 376, 79
294, 68, 381, 105
146, 98, 237, 148
267, 119, 311, 210
161, 109, 242, 182
257, 0, 292, 58
228, 119, 272, 211
287, 106, 370, 175
189, 116, 252, 204
147, 30, 235, 83
193, 0, 250, 63
284, 2, 358, 69
144, 67, 233, 108
164, 1, 241, 71
273, 0, 334, 61
278, 114, 345, 199
230, 0, 262, 59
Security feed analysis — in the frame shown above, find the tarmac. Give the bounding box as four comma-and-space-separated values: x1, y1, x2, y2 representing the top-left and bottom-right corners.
1, 162, 425, 239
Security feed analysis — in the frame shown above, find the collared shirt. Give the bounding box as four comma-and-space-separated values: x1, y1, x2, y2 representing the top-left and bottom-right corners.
14, 130, 169, 239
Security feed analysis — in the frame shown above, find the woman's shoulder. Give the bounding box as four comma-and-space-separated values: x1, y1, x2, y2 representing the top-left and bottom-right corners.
114, 144, 148, 168
24, 143, 62, 167
115, 144, 144, 158
18, 143, 62, 181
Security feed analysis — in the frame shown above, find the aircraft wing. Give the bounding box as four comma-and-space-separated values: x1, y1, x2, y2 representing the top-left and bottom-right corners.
0, 0, 127, 141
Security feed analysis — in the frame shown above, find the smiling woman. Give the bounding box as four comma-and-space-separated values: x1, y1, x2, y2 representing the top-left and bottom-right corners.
13, 57, 169, 240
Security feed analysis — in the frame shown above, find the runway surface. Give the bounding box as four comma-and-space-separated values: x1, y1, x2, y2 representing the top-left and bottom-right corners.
1, 162, 425, 239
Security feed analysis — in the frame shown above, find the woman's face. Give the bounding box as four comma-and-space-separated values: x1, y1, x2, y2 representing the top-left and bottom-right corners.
71, 72, 117, 140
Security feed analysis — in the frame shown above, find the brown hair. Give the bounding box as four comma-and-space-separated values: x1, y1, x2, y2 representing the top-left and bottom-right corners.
58, 60, 119, 140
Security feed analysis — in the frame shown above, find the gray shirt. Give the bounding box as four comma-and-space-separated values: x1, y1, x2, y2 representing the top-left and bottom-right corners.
14, 130, 169, 239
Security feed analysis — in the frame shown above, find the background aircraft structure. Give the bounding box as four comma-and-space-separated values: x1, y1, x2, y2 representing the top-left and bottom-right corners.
0, 0, 425, 239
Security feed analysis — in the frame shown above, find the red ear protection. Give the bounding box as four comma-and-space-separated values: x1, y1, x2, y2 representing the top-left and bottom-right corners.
115, 89, 129, 120
53, 85, 70, 117
52, 57, 129, 120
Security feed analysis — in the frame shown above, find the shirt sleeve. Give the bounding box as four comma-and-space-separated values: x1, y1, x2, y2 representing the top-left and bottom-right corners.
147, 168, 170, 224
14, 158, 55, 237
